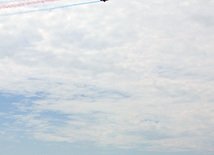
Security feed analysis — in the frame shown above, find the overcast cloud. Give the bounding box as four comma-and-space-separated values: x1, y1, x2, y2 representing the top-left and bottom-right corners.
0, 0, 214, 154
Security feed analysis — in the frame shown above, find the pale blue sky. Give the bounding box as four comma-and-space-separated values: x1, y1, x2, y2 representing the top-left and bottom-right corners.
0, 0, 214, 154
0, 139, 204, 155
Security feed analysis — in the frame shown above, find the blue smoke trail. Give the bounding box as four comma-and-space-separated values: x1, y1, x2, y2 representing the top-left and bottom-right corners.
1, 0, 101, 16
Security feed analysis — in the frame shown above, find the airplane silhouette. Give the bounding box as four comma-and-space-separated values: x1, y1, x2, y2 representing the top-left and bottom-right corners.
100, 0, 108, 2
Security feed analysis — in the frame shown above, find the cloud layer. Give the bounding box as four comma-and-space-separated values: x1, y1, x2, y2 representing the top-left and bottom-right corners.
0, 0, 214, 153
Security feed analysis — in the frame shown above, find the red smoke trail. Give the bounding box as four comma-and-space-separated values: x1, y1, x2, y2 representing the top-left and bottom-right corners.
0, 0, 59, 9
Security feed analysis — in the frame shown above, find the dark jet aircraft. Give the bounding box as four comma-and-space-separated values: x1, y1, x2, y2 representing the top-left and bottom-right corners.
100, 0, 108, 2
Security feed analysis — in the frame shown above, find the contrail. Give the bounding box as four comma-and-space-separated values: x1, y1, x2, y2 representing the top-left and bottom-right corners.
1, 0, 100, 16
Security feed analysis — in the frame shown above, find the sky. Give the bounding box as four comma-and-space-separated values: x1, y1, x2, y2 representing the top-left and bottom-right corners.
0, 0, 214, 154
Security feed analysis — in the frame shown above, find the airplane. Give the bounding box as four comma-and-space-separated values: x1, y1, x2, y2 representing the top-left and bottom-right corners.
100, 0, 108, 2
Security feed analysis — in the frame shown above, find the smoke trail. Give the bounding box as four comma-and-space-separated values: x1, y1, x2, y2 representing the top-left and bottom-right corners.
0, 0, 59, 9
1, 0, 100, 15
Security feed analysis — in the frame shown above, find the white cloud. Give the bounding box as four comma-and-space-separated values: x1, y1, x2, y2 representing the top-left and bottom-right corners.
0, 0, 214, 153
